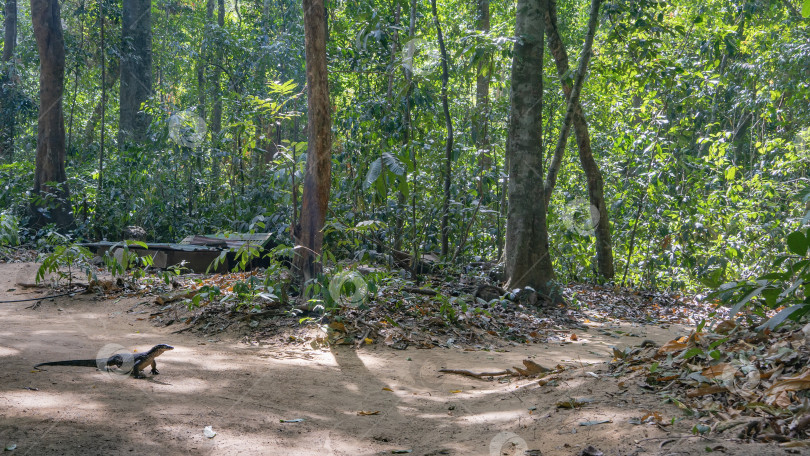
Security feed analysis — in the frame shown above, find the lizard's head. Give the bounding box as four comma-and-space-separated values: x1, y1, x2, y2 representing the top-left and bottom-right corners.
150, 344, 175, 354
107, 354, 124, 368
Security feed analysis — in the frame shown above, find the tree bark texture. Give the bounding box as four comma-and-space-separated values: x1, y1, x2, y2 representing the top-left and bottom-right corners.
295, 0, 332, 283
544, 0, 599, 201
432, 0, 453, 257
504, 0, 553, 292
544, 0, 614, 279
473, 0, 491, 193
1, 0, 17, 160
120, 0, 152, 146
30, 0, 73, 228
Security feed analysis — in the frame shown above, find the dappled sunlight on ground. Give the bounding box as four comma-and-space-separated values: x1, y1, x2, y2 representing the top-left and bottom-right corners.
0, 263, 792, 455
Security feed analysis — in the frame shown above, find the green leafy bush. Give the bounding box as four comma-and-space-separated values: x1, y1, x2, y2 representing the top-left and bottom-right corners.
36, 234, 95, 287
0, 213, 19, 246
712, 227, 810, 329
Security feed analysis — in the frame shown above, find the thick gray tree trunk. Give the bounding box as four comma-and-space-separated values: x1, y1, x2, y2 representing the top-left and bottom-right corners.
504, 0, 554, 292
0, 0, 17, 160
30, 0, 73, 228
120, 0, 152, 146
295, 0, 332, 284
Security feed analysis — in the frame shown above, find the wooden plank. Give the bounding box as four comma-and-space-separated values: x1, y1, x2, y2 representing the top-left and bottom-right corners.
179, 233, 274, 249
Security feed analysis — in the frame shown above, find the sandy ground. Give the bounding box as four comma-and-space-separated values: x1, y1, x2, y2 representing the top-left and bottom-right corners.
0, 263, 792, 455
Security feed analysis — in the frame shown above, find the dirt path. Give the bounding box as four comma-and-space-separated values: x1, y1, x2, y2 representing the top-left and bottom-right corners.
0, 263, 789, 455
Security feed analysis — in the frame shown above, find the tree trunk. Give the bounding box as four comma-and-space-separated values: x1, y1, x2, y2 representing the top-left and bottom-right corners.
211, 0, 224, 137
120, 0, 152, 146
295, 0, 332, 284
83, 59, 119, 146
0, 0, 17, 160
30, 0, 73, 228
406, 0, 418, 271
2, 0, 15, 72
504, 0, 553, 292
544, 0, 599, 200
543, 0, 614, 280
473, 0, 491, 195
432, 0, 453, 258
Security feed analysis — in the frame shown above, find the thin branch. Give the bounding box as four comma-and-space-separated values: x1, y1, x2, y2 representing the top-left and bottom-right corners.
544, 0, 602, 206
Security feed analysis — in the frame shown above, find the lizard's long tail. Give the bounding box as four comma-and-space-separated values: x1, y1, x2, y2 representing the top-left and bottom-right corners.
34, 359, 107, 369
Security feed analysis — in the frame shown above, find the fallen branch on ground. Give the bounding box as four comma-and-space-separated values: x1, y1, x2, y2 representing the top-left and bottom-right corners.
438, 368, 513, 378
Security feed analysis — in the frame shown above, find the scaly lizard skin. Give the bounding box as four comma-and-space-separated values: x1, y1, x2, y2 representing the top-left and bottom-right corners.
34, 344, 174, 378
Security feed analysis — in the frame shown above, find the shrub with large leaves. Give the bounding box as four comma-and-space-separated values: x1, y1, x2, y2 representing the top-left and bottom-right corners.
713, 226, 810, 330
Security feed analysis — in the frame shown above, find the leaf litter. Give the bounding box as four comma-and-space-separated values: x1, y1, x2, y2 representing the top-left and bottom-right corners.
610, 319, 810, 445
41, 262, 810, 447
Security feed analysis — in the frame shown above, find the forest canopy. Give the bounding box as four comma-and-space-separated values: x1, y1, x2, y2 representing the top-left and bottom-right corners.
0, 0, 808, 294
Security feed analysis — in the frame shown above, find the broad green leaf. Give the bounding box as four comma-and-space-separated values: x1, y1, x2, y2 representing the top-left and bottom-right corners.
787, 231, 808, 256
728, 284, 766, 317
780, 278, 803, 298
126, 240, 148, 249
759, 304, 805, 330
682, 347, 704, 360
363, 153, 405, 190
803, 0, 810, 18
398, 175, 410, 200
381, 152, 405, 176
762, 287, 780, 308
363, 157, 383, 190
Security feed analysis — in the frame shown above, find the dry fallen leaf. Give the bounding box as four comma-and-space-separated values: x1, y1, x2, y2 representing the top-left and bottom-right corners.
357, 410, 380, 416
657, 338, 688, 355
764, 369, 810, 404
714, 320, 738, 334
640, 411, 663, 424
701, 363, 734, 379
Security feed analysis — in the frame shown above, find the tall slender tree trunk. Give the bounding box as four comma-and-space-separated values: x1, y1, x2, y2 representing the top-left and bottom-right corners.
406, 0, 419, 271
504, 0, 553, 292
98, 0, 105, 201
295, 0, 332, 284
543, 0, 614, 280
30, 0, 73, 228
211, 0, 224, 137
544, 0, 599, 199
473, 0, 491, 195
120, 0, 152, 146
432, 0, 453, 258
0, 0, 17, 160
83, 59, 119, 146
390, 3, 407, 252
66, 0, 85, 155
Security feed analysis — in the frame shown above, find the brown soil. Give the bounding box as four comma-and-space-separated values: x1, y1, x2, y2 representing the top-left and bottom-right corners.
0, 263, 792, 455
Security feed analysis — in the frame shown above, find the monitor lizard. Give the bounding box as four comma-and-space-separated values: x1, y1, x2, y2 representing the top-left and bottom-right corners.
34, 344, 174, 378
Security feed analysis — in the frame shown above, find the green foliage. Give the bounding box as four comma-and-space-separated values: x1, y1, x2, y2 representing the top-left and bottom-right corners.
712, 224, 810, 329
363, 152, 406, 190
35, 234, 95, 287
189, 285, 222, 311
2, 0, 808, 301
0, 213, 19, 246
